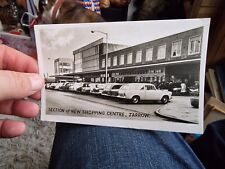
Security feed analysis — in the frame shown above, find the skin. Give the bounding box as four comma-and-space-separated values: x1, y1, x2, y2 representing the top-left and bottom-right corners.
0, 45, 44, 138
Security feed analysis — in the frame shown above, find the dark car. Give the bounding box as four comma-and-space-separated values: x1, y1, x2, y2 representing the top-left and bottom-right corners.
59, 82, 72, 91
168, 82, 181, 95
109, 84, 123, 97
102, 83, 120, 96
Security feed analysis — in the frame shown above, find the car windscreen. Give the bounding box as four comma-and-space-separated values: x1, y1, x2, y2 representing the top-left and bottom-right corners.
120, 84, 129, 90
97, 84, 105, 88
123, 84, 144, 90
112, 85, 122, 89
105, 84, 113, 89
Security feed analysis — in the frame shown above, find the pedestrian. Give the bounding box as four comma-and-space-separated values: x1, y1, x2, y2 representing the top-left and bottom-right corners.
180, 81, 187, 95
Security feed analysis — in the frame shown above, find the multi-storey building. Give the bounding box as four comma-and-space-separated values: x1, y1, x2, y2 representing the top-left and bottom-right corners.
56, 27, 203, 86
97, 27, 203, 85
72, 38, 128, 82
54, 58, 74, 81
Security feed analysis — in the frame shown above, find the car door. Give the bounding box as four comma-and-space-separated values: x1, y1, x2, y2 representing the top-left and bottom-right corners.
144, 85, 159, 100
138, 85, 147, 100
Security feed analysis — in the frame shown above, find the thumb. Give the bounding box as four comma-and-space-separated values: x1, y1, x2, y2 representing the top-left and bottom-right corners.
0, 70, 44, 100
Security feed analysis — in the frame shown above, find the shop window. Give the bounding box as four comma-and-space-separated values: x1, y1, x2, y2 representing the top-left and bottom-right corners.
120, 55, 125, 65
136, 50, 142, 63
127, 53, 133, 64
171, 40, 182, 57
188, 35, 201, 55
155, 69, 162, 73
157, 44, 166, 60
107, 58, 111, 67
146, 47, 153, 61
150, 77, 153, 82
102, 59, 105, 68
113, 56, 117, 66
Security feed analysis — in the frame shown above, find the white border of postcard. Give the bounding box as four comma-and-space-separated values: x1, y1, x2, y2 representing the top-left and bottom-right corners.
35, 19, 210, 133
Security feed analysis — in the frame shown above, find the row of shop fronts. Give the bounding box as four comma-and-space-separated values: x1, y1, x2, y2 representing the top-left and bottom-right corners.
74, 61, 199, 87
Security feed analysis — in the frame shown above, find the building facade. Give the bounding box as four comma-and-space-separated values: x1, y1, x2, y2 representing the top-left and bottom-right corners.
54, 58, 74, 82
97, 27, 203, 85
54, 58, 74, 75
72, 38, 128, 82
56, 27, 203, 87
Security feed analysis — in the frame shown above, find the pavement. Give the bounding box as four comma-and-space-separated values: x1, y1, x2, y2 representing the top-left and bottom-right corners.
155, 96, 199, 123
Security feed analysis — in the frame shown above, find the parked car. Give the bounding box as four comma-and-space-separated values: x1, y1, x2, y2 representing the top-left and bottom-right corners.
168, 82, 182, 95
59, 82, 72, 91
102, 83, 120, 96
118, 83, 172, 104
109, 84, 123, 97
76, 83, 90, 93
189, 82, 199, 96
54, 82, 64, 90
68, 82, 84, 92
45, 83, 52, 89
81, 83, 97, 94
90, 84, 106, 94
48, 83, 57, 89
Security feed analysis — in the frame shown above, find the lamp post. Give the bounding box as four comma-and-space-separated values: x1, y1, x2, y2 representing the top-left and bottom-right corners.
91, 30, 108, 83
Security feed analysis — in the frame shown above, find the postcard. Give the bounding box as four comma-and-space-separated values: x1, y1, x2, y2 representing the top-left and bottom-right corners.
35, 19, 210, 133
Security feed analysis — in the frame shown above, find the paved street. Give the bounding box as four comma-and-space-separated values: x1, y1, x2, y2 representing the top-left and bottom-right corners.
46, 90, 199, 123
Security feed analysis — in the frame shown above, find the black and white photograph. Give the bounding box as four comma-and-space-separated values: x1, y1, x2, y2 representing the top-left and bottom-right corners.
35, 19, 210, 133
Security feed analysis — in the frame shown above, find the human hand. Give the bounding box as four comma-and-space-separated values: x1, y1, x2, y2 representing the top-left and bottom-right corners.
0, 45, 44, 138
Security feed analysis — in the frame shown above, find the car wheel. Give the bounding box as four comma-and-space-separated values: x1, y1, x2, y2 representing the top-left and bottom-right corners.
131, 96, 140, 104
161, 96, 169, 104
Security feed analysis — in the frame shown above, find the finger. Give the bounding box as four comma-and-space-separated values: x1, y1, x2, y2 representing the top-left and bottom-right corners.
0, 100, 39, 118
30, 91, 41, 100
0, 120, 26, 138
0, 44, 38, 73
0, 71, 44, 100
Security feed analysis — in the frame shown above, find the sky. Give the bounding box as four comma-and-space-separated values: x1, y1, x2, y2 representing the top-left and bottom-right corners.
35, 19, 210, 75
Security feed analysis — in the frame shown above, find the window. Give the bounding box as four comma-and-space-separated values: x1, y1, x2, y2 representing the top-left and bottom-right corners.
63, 63, 71, 66
145, 85, 155, 90
102, 59, 105, 68
136, 50, 142, 63
120, 55, 125, 65
171, 40, 182, 57
74, 52, 82, 73
113, 56, 117, 66
127, 53, 133, 64
188, 36, 201, 55
95, 46, 99, 54
157, 44, 166, 60
146, 47, 153, 61
107, 58, 111, 67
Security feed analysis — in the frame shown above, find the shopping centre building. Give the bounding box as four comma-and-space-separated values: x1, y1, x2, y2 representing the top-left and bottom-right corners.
55, 27, 203, 86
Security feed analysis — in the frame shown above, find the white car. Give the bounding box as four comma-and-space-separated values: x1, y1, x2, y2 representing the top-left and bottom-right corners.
81, 83, 97, 94
90, 84, 106, 94
118, 83, 172, 104
54, 82, 64, 90
68, 83, 84, 92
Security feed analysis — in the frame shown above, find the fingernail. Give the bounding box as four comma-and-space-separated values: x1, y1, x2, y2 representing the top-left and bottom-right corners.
28, 74, 44, 91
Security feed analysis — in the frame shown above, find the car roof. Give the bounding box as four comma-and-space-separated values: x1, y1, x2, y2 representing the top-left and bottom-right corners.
126, 83, 154, 86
